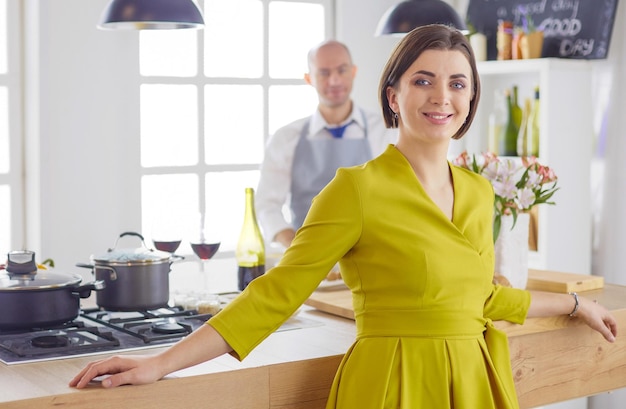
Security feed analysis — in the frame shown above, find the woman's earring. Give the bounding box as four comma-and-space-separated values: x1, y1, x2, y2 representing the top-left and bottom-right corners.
392, 112, 399, 128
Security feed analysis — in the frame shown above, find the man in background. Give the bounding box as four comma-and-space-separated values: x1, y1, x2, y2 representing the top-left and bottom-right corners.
256, 40, 397, 248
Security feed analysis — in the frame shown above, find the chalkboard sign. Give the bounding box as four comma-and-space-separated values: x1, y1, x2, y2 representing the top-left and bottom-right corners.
466, 0, 619, 60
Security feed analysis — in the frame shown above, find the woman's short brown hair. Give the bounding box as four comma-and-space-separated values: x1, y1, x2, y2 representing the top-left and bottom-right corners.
378, 24, 481, 140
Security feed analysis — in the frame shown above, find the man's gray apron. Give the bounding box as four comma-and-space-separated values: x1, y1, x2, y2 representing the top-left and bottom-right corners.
290, 111, 371, 229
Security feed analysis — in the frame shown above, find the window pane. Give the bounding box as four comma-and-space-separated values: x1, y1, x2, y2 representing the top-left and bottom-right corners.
0, 185, 9, 252
205, 170, 260, 251
204, 0, 263, 78
204, 84, 263, 164
0, 0, 6, 74
268, 84, 317, 135
141, 173, 199, 254
0, 87, 8, 173
141, 84, 198, 167
139, 30, 198, 77
268, 2, 325, 79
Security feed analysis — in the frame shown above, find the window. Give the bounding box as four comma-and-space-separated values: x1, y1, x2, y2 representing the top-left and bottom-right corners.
139, 0, 330, 255
0, 0, 23, 254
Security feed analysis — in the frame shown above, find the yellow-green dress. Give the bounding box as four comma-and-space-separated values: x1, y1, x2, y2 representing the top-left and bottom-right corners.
209, 145, 531, 409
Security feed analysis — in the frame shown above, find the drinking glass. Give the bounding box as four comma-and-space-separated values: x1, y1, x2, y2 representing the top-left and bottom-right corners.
151, 217, 183, 254
189, 212, 221, 288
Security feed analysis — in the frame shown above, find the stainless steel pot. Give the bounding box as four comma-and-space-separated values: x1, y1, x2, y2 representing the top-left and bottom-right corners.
77, 232, 182, 311
0, 250, 104, 329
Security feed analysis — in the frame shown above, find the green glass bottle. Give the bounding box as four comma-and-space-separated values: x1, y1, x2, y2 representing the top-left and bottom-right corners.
517, 98, 532, 157
499, 89, 518, 156
527, 86, 540, 157
511, 85, 523, 131
236, 187, 265, 291
488, 89, 507, 154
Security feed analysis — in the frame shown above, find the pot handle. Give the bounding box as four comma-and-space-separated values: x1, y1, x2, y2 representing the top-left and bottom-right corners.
109, 231, 148, 252
168, 254, 185, 271
75, 263, 117, 281
72, 280, 106, 299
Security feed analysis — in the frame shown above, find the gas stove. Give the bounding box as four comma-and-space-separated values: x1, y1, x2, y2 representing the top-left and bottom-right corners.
0, 295, 323, 365
0, 306, 212, 365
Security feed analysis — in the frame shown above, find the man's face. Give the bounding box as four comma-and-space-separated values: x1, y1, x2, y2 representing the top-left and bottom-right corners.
305, 44, 356, 108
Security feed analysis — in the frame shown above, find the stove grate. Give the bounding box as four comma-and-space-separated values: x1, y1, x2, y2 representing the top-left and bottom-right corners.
0, 327, 120, 357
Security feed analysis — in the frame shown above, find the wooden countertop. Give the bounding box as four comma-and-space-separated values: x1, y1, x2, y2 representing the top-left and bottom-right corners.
0, 305, 356, 408
1, 264, 626, 408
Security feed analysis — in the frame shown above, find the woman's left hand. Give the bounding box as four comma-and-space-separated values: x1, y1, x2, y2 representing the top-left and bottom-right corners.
575, 296, 618, 343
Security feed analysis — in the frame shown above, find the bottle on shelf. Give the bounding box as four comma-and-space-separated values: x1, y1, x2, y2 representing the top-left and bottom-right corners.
527, 86, 540, 157
511, 85, 523, 131
517, 98, 532, 157
496, 20, 513, 60
236, 187, 265, 291
499, 89, 518, 156
488, 89, 507, 154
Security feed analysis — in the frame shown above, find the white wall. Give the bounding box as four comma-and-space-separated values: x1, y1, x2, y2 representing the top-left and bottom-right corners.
24, 0, 142, 274
588, 1, 626, 407
336, 0, 400, 112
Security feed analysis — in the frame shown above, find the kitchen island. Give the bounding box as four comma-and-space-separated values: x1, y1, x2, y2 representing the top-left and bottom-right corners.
1, 276, 625, 408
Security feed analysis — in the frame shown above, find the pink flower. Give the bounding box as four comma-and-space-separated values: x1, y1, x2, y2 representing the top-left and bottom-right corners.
536, 164, 557, 183
453, 151, 471, 168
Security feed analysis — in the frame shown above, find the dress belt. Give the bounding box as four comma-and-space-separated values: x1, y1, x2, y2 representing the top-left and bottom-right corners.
356, 309, 487, 338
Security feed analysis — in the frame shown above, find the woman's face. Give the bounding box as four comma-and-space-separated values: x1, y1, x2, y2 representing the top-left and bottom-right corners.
387, 49, 473, 143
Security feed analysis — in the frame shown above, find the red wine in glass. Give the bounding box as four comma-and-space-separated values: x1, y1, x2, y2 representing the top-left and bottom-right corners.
191, 242, 221, 260
153, 240, 182, 253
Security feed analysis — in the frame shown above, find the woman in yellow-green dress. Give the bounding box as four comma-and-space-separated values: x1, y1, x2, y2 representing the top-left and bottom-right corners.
71, 25, 618, 409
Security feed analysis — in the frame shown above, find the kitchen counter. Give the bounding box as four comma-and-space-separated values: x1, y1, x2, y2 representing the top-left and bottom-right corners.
1, 265, 626, 408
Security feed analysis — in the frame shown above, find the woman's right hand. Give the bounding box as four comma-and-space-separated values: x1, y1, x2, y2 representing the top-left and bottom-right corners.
69, 354, 165, 389
70, 323, 233, 389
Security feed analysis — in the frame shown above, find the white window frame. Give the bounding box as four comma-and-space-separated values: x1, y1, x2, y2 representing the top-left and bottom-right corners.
139, 0, 333, 256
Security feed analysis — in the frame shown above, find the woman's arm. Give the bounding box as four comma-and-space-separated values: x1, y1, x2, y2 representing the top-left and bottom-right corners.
527, 290, 617, 342
70, 324, 232, 389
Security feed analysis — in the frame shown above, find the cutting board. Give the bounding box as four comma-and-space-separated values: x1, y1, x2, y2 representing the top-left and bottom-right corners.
305, 289, 354, 320
305, 270, 605, 320
526, 269, 604, 293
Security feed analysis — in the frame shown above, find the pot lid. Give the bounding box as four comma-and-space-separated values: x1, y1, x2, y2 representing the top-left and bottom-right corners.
92, 232, 172, 264
94, 247, 171, 264
0, 267, 82, 291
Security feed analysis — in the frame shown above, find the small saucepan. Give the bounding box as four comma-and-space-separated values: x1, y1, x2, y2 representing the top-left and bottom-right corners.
77, 231, 183, 311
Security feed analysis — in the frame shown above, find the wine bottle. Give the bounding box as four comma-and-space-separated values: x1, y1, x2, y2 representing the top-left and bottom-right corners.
517, 98, 532, 157
488, 89, 507, 153
527, 86, 540, 157
499, 89, 518, 156
236, 187, 265, 291
511, 85, 523, 131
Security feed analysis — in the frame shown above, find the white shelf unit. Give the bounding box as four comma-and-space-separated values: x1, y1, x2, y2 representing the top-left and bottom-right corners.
451, 58, 593, 274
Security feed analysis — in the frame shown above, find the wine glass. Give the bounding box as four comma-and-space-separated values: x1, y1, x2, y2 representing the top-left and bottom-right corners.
189, 212, 221, 288
151, 217, 183, 254
190, 242, 221, 261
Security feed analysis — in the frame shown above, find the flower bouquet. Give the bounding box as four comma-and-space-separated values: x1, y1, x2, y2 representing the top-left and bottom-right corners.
453, 151, 559, 242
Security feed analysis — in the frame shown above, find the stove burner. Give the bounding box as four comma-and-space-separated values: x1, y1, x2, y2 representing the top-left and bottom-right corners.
0, 326, 120, 359
80, 307, 212, 344
31, 335, 69, 348
152, 320, 186, 334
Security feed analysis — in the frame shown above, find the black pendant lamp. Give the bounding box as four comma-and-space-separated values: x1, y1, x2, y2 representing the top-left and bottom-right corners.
375, 0, 467, 36
98, 0, 204, 30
